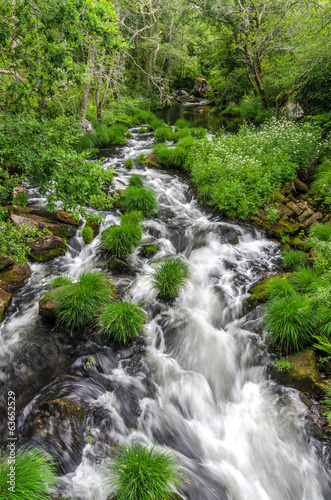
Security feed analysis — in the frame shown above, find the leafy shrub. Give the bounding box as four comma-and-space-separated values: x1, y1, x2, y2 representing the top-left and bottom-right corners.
12, 191, 28, 207
51, 275, 73, 289
283, 251, 307, 271
0, 222, 49, 266
121, 211, 144, 225
309, 223, 331, 241
88, 193, 114, 211
109, 441, 183, 500
152, 257, 190, 300
0, 445, 57, 500
98, 300, 146, 344
55, 270, 114, 329
264, 294, 315, 353
240, 94, 274, 123
121, 187, 158, 217
174, 118, 190, 130
129, 174, 144, 188
82, 225, 94, 244
186, 119, 322, 218
265, 206, 279, 224
264, 276, 295, 300
124, 159, 135, 169
0, 168, 19, 202
101, 223, 143, 256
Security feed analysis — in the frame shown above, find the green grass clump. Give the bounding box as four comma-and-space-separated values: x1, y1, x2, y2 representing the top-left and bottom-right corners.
109, 441, 183, 500
142, 244, 158, 257
190, 127, 207, 139
99, 300, 146, 344
154, 127, 174, 142
282, 250, 307, 271
172, 128, 191, 142
138, 127, 148, 133
0, 445, 57, 500
106, 124, 127, 145
121, 211, 144, 225
152, 144, 189, 170
135, 110, 156, 124
152, 257, 190, 300
311, 159, 331, 208
121, 187, 158, 217
264, 276, 296, 300
55, 270, 114, 329
124, 158, 135, 169
129, 174, 144, 188
264, 294, 315, 353
175, 118, 190, 130
148, 118, 165, 130
289, 266, 320, 293
101, 223, 143, 256
82, 225, 94, 244
309, 223, 331, 241
51, 275, 73, 289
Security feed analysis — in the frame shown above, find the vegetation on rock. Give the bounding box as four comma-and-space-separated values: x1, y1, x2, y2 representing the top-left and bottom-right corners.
152, 257, 190, 300
98, 300, 146, 344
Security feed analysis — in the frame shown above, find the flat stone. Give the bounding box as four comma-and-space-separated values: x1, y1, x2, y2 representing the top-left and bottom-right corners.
293, 176, 309, 193
304, 212, 323, 227
28, 235, 66, 262
56, 210, 79, 226
298, 208, 314, 223
9, 213, 76, 238
286, 202, 302, 216
0, 289, 12, 322
0, 264, 31, 292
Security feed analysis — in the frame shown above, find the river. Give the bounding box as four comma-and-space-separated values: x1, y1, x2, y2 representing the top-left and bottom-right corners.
0, 115, 330, 499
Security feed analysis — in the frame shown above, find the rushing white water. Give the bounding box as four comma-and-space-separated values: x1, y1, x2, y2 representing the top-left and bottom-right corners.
1, 127, 330, 499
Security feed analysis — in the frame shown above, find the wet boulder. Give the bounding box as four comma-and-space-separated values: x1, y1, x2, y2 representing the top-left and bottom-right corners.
0, 288, 12, 322
56, 210, 80, 226
28, 235, 66, 262
178, 89, 190, 98
194, 77, 212, 97
108, 257, 136, 274
39, 289, 60, 319
274, 349, 329, 396
0, 263, 31, 292
9, 212, 76, 238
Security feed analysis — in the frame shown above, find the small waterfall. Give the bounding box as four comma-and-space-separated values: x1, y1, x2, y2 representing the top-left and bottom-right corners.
0, 127, 330, 500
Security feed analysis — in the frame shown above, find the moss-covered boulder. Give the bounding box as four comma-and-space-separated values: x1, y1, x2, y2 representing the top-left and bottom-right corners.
56, 210, 80, 226
9, 212, 76, 238
0, 263, 31, 292
39, 289, 59, 318
108, 257, 136, 274
28, 235, 66, 262
144, 154, 161, 168
275, 349, 329, 396
0, 289, 12, 322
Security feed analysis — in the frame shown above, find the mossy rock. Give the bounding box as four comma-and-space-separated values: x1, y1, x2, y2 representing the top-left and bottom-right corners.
0, 263, 31, 292
39, 290, 59, 318
85, 221, 100, 238
0, 257, 14, 271
141, 244, 158, 257
28, 235, 66, 262
56, 210, 80, 226
289, 237, 306, 251
275, 349, 329, 396
245, 273, 289, 310
108, 257, 135, 274
0, 288, 12, 322
9, 212, 76, 238
144, 154, 162, 168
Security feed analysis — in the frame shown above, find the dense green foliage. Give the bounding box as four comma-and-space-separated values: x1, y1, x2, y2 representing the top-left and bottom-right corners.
99, 301, 146, 344
0, 222, 50, 267
121, 187, 158, 217
152, 257, 190, 300
55, 270, 114, 330
109, 442, 183, 500
0, 445, 57, 500
282, 251, 307, 271
101, 223, 143, 257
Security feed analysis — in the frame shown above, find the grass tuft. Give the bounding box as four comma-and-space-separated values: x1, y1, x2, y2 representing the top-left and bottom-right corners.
264, 276, 295, 300
120, 211, 144, 225
289, 266, 320, 293
98, 300, 146, 344
152, 257, 190, 300
108, 441, 183, 500
124, 159, 134, 169
55, 270, 114, 330
282, 250, 307, 271
51, 275, 73, 289
121, 187, 158, 217
309, 223, 331, 241
0, 445, 57, 500
264, 294, 315, 353
128, 174, 144, 188
101, 223, 143, 256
